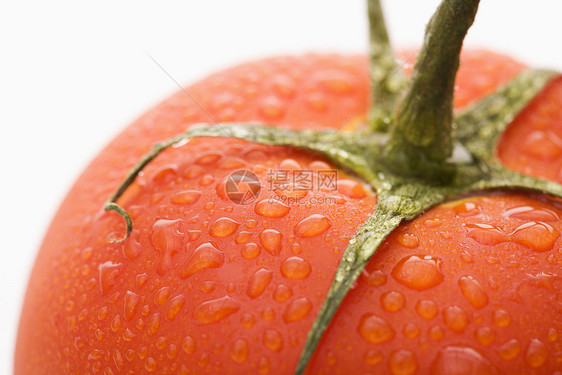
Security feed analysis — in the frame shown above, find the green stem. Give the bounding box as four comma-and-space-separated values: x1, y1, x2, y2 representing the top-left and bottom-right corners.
383, 0, 480, 180
367, 0, 405, 131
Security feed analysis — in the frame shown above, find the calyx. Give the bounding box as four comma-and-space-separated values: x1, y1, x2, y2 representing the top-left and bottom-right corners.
104, 0, 561, 373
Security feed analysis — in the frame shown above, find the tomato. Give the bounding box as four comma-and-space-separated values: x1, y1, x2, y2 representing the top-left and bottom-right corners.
15, 50, 562, 375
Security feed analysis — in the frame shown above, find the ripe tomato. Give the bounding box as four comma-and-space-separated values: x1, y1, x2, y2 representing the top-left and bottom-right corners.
15, 51, 562, 374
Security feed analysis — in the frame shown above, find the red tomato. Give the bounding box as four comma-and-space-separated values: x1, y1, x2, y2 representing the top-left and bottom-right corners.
15, 52, 562, 374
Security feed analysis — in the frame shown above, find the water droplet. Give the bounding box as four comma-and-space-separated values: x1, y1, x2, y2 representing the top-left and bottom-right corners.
259, 229, 283, 256
182, 336, 196, 354
294, 214, 332, 238
147, 313, 160, 336
306, 92, 327, 111
144, 356, 157, 372
357, 313, 395, 344
274, 184, 308, 199
525, 339, 548, 368
453, 201, 480, 217
111, 315, 121, 333
497, 339, 521, 360
261, 307, 275, 321
381, 291, 405, 312
503, 205, 559, 222
511, 221, 559, 252
166, 294, 185, 321
171, 190, 202, 205
337, 179, 366, 199
416, 299, 438, 320
403, 323, 420, 339
430, 346, 497, 375
361, 270, 387, 286
548, 327, 558, 342
123, 328, 137, 342
283, 297, 312, 322
389, 349, 417, 375
156, 336, 167, 350
272, 74, 296, 98
460, 251, 474, 263
246, 268, 273, 298
113, 349, 125, 370
315, 69, 356, 94
273, 284, 292, 302
195, 152, 222, 165
262, 329, 283, 352
397, 233, 419, 249
281, 257, 311, 280
429, 325, 445, 340
218, 157, 246, 170
443, 305, 469, 333
475, 326, 495, 346
136, 273, 148, 290
242, 243, 261, 260
279, 158, 301, 170
179, 242, 224, 279
123, 291, 139, 321
185, 165, 205, 179
255, 199, 290, 218
260, 96, 285, 119
154, 287, 170, 306
492, 309, 510, 328
258, 356, 270, 374
230, 338, 249, 364
235, 231, 251, 244
466, 223, 509, 246
151, 219, 183, 276
364, 349, 383, 365
458, 276, 488, 309
188, 230, 201, 241
210, 217, 240, 237
98, 261, 122, 296
392, 255, 444, 291
241, 313, 255, 329
193, 295, 240, 325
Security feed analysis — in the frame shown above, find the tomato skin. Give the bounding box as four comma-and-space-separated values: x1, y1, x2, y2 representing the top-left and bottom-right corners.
15, 52, 562, 375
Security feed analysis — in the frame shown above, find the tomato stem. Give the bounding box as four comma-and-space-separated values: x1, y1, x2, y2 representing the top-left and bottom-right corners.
367, 0, 406, 131
383, 0, 480, 181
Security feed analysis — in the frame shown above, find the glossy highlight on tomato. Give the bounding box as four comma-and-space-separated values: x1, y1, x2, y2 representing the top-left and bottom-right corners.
15, 51, 562, 374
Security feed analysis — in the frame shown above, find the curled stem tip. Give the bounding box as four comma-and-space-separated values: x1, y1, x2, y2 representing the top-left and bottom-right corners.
104, 202, 133, 243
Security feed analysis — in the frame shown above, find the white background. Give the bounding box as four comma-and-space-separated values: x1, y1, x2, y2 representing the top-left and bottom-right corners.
1, 1, 562, 373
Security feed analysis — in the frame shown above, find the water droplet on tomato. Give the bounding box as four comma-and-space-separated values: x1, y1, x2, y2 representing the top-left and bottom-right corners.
281, 257, 311, 279
193, 295, 240, 324
218, 157, 246, 170
259, 229, 283, 256
283, 297, 312, 322
274, 184, 308, 199
403, 322, 420, 338
548, 328, 558, 342
361, 270, 387, 286
364, 349, 383, 365
497, 339, 521, 360
241, 243, 261, 260
235, 231, 251, 244
154, 286, 170, 306
151, 219, 183, 276
147, 313, 161, 336
123, 328, 137, 342
416, 299, 438, 320
294, 214, 332, 238
259, 96, 285, 119
306, 92, 327, 112
246, 268, 273, 298
111, 315, 121, 333
511, 221, 559, 252
230, 338, 249, 364
171, 190, 202, 205
392, 255, 444, 291
315, 69, 356, 94
210, 217, 240, 237
144, 356, 157, 372
503, 205, 559, 222
241, 313, 255, 329
255, 199, 290, 218
466, 223, 509, 246
113, 349, 125, 370
273, 284, 292, 302
123, 291, 139, 321
98, 261, 122, 296
430, 346, 496, 375
380, 291, 405, 312
357, 313, 395, 344
453, 201, 480, 217
429, 326, 444, 340
443, 305, 469, 333
272, 74, 296, 98
460, 251, 474, 263
182, 336, 196, 354
492, 309, 510, 328
525, 339, 548, 368
389, 349, 417, 375
262, 329, 283, 351
458, 276, 488, 309
258, 356, 270, 374
397, 233, 419, 249
195, 152, 222, 165
475, 326, 495, 346
184, 165, 205, 179
337, 179, 366, 199
165, 294, 185, 321
179, 242, 224, 279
